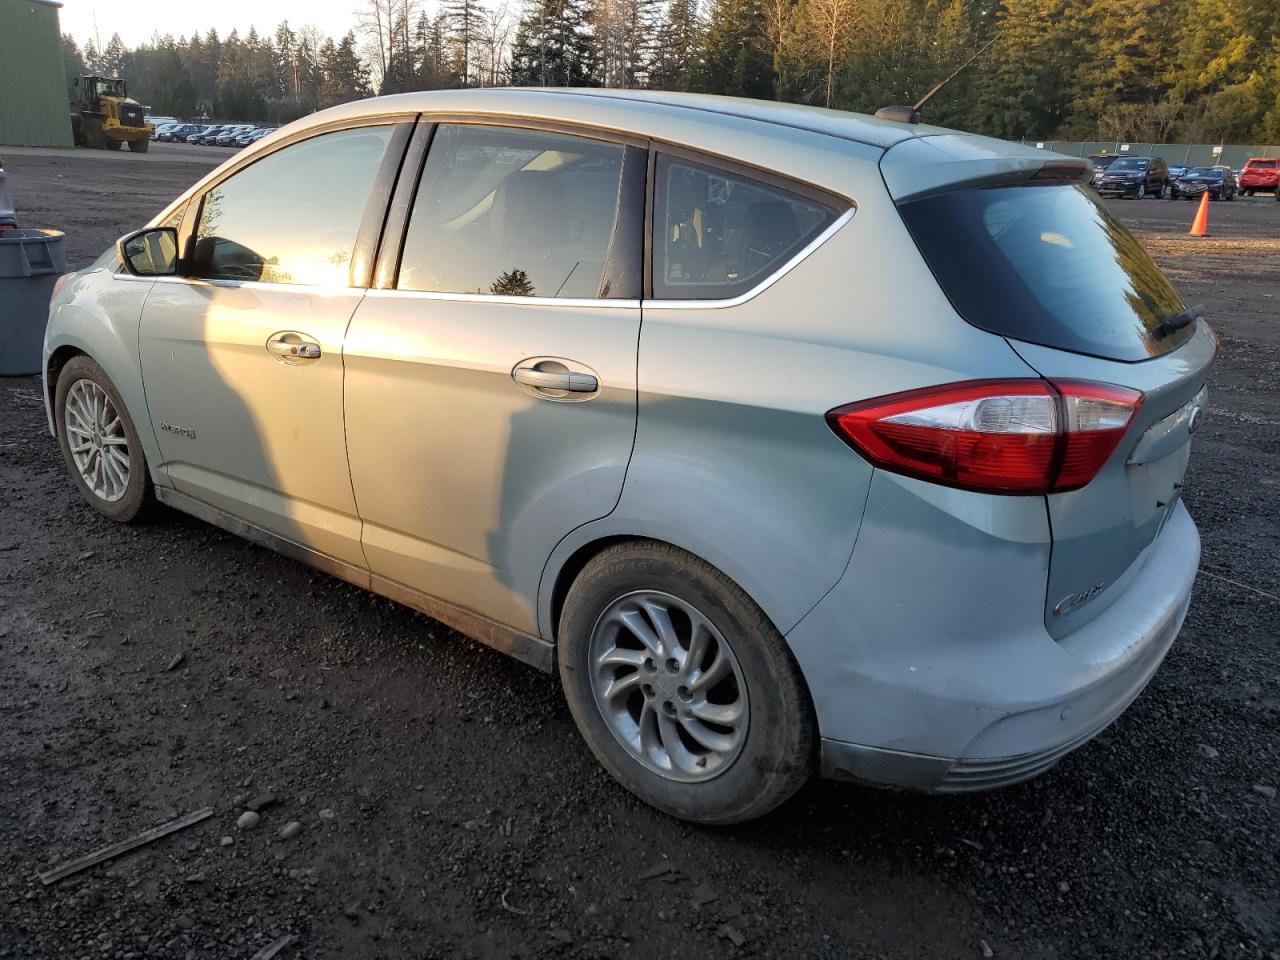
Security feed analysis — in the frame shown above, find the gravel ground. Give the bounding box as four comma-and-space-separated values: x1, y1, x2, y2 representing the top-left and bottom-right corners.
1, 151, 1277, 959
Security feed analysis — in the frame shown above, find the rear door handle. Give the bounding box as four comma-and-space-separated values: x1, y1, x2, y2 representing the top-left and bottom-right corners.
266, 332, 321, 363
513, 367, 598, 393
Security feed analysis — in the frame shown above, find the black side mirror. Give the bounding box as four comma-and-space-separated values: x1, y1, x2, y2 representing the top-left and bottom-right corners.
118, 226, 178, 277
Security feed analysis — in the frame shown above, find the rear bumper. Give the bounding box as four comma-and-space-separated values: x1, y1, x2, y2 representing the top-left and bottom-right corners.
789, 477, 1199, 793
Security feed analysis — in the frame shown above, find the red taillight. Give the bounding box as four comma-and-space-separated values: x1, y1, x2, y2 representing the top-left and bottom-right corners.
827, 379, 1143, 495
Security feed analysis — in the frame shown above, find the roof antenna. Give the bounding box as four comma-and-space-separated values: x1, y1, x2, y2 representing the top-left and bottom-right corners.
875, 35, 999, 124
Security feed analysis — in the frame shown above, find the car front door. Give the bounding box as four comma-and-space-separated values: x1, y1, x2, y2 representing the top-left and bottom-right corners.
139, 120, 411, 567
342, 122, 645, 634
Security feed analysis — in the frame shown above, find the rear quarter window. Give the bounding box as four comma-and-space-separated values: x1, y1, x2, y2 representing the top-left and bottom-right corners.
652, 154, 842, 300
899, 182, 1195, 362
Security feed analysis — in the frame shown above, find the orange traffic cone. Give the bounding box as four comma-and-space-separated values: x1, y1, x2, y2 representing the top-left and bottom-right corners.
1189, 190, 1211, 237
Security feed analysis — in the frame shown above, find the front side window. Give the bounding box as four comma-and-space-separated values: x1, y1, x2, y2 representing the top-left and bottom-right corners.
653, 154, 840, 300
192, 125, 396, 286
398, 124, 625, 299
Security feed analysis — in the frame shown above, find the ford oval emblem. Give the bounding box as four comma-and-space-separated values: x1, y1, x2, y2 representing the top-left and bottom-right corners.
1187, 405, 1204, 436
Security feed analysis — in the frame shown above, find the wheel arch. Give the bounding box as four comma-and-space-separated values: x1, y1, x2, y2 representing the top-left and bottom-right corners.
544, 534, 643, 643
539, 528, 795, 648
44, 285, 166, 480
44, 343, 87, 435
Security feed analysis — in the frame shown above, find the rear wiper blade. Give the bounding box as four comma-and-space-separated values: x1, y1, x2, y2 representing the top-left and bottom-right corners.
1152, 304, 1202, 340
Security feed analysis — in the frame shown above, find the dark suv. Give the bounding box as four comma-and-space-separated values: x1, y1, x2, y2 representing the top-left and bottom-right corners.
1092, 156, 1171, 199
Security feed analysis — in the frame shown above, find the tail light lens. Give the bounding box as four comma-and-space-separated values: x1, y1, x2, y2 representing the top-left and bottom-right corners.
827, 379, 1143, 495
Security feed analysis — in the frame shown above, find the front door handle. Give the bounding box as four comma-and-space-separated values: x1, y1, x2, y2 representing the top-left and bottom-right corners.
513, 366, 598, 393
266, 332, 321, 363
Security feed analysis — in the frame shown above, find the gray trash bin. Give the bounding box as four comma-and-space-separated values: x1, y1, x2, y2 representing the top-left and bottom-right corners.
0, 228, 66, 375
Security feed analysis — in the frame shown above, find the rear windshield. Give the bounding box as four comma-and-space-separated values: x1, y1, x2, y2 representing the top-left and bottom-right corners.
1246, 159, 1278, 168
899, 182, 1194, 362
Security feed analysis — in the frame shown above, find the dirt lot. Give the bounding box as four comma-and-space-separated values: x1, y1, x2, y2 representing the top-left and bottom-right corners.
1, 149, 1277, 959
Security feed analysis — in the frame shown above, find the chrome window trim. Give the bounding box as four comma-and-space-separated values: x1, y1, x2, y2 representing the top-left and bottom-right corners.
363, 288, 641, 310
113, 273, 363, 298
646, 206, 855, 310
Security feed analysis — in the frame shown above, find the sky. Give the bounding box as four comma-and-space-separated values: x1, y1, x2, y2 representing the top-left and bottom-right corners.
56, 0, 363, 49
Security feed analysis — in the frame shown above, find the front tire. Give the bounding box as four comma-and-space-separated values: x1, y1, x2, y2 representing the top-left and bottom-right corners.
558, 542, 815, 824
128, 138, 149, 153
55, 356, 153, 523
1135, 183, 1146, 199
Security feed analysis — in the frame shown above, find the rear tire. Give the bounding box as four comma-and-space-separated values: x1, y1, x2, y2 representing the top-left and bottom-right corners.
558, 541, 816, 824
54, 356, 153, 523
105, 139, 122, 151
128, 138, 149, 153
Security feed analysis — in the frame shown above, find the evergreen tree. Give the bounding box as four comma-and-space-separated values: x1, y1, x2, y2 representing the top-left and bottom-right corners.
595, 0, 660, 88
62, 34, 87, 97
690, 0, 773, 99
149, 47, 199, 117
442, 0, 487, 85
490, 268, 536, 295
101, 33, 128, 77
508, 0, 597, 86
1066, 0, 1176, 135
319, 31, 373, 108
649, 0, 700, 90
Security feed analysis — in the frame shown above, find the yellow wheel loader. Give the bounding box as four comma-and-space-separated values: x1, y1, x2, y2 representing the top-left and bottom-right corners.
70, 77, 154, 153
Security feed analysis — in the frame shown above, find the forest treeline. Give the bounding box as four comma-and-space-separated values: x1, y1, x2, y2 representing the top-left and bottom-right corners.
63, 0, 1280, 143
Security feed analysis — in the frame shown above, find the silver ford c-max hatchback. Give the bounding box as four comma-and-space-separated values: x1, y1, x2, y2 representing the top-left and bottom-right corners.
44, 89, 1213, 823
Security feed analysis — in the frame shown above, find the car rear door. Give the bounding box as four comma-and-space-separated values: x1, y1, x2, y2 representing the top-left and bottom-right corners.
138, 118, 412, 567
341, 121, 645, 636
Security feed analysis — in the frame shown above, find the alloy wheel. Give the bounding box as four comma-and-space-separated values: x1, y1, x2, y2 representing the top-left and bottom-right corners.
64, 379, 130, 502
588, 591, 749, 783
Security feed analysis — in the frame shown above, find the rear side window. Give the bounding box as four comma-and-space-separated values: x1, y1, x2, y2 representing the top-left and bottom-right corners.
398, 124, 625, 299
192, 126, 395, 286
653, 155, 839, 300
899, 183, 1194, 362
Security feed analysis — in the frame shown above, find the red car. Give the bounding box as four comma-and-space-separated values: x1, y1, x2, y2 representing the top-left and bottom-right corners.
1238, 157, 1279, 195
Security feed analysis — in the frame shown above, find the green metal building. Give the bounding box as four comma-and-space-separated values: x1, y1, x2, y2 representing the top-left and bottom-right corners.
0, 0, 73, 147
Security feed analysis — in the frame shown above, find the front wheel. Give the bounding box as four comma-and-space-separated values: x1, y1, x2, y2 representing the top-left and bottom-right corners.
128, 138, 149, 153
1135, 183, 1146, 199
558, 542, 816, 824
55, 356, 153, 523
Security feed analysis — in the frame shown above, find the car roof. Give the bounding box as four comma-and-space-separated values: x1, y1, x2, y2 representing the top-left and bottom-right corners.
298, 87, 980, 152
161, 88, 1074, 225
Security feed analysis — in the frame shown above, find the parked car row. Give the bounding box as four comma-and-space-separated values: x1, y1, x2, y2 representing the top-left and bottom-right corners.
1089, 154, 1280, 201
151, 121, 277, 148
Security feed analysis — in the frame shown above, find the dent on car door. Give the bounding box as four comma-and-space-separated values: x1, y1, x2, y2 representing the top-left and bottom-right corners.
343, 122, 645, 634
138, 120, 412, 566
